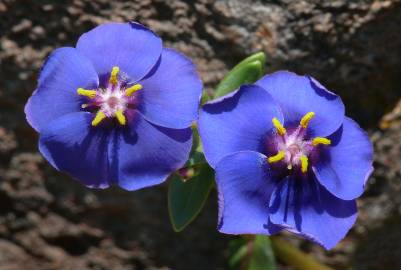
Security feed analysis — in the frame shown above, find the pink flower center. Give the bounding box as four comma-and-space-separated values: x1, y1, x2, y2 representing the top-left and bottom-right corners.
267, 113, 331, 173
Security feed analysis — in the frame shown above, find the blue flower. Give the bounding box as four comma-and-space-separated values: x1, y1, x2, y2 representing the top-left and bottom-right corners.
199, 71, 373, 249
25, 22, 202, 191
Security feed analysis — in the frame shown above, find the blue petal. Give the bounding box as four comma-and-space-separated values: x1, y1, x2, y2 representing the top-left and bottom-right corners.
109, 111, 192, 191
256, 71, 345, 137
215, 151, 282, 235
76, 22, 162, 81
25, 47, 99, 132
269, 174, 357, 250
199, 85, 283, 168
39, 112, 111, 189
313, 117, 374, 200
138, 48, 202, 129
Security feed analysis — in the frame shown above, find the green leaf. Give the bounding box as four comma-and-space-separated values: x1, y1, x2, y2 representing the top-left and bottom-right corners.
168, 164, 214, 232
229, 238, 249, 268
249, 236, 276, 270
234, 52, 266, 70
201, 89, 213, 104
229, 235, 276, 270
214, 52, 266, 98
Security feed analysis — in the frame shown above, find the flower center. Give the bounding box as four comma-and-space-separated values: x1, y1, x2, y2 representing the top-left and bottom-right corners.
287, 143, 301, 155
267, 112, 331, 174
76, 66, 143, 126
107, 96, 120, 108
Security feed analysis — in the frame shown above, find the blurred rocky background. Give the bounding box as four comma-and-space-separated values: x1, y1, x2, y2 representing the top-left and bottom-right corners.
1, 0, 401, 269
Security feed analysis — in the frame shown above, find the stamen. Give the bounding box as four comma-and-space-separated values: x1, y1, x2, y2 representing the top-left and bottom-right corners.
268, 151, 286, 163
81, 104, 89, 109
77, 88, 97, 99
300, 112, 315, 129
115, 110, 126, 125
312, 137, 331, 146
125, 84, 143, 97
92, 111, 107, 126
109, 66, 120, 85
300, 155, 308, 173
272, 118, 286, 136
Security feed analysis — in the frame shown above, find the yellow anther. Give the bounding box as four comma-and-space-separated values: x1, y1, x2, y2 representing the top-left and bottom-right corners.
312, 137, 331, 146
272, 118, 286, 136
125, 84, 143, 96
109, 66, 120, 85
115, 110, 126, 125
92, 111, 107, 126
267, 151, 286, 163
77, 88, 97, 99
300, 155, 308, 173
300, 112, 315, 129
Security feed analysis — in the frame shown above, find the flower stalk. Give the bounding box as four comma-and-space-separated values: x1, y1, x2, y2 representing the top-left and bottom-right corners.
271, 237, 333, 270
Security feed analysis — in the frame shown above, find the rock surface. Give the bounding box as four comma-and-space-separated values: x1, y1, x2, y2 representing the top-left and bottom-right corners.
1, 0, 401, 269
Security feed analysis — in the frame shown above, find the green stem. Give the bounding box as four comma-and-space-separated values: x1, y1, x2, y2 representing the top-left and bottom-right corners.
241, 235, 255, 270
271, 237, 333, 270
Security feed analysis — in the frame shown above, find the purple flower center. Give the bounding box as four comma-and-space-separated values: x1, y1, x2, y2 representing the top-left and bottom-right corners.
76, 66, 143, 126
267, 112, 331, 174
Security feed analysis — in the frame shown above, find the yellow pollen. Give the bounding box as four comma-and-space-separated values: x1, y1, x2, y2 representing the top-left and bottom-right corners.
300, 112, 315, 129
77, 88, 97, 99
300, 155, 308, 173
115, 110, 126, 125
312, 137, 331, 146
272, 118, 286, 136
268, 151, 286, 163
109, 66, 120, 85
92, 111, 107, 126
125, 84, 143, 96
